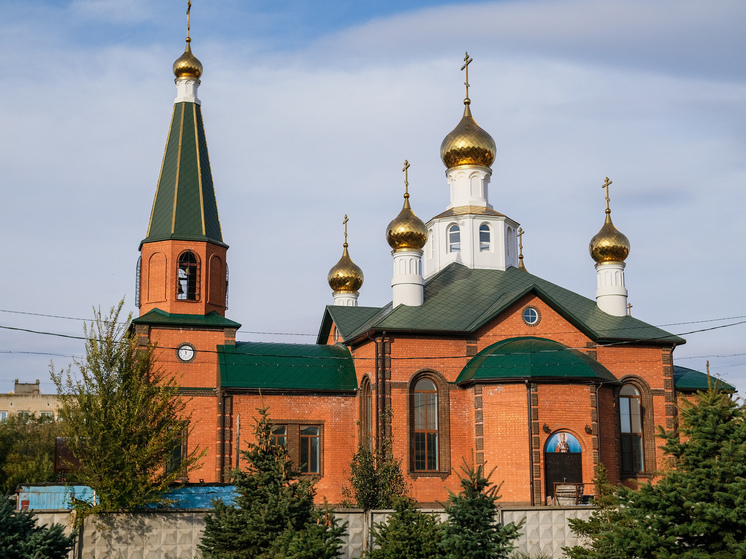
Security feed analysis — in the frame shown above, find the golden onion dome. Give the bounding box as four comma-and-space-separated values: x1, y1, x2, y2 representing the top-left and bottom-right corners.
440, 101, 496, 169
173, 40, 203, 79
589, 212, 630, 263
386, 194, 428, 252
328, 244, 364, 293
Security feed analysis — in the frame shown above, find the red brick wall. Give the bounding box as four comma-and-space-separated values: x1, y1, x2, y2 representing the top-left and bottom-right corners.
140, 240, 227, 317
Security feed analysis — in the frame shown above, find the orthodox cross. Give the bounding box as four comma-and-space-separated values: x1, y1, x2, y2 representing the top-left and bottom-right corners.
627, 302, 633, 317
602, 177, 612, 214
343, 214, 349, 247
186, 1, 192, 43
402, 160, 410, 197
518, 227, 525, 253
461, 52, 473, 100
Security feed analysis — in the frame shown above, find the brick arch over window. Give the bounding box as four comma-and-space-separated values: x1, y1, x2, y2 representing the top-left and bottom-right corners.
617, 375, 656, 476
359, 375, 373, 450
408, 370, 450, 476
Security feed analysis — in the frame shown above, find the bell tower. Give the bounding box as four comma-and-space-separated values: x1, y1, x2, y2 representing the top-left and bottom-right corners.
136, 8, 228, 318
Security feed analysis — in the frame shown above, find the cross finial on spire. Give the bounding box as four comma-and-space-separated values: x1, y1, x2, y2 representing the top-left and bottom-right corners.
518, 227, 528, 271
461, 52, 473, 103
602, 177, 613, 215
186, 1, 192, 43
402, 160, 410, 198
343, 214, 349, 247
627, 302, 633, 316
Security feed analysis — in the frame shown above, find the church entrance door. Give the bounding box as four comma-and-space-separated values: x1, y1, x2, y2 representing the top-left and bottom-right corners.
544, 432, 582, 502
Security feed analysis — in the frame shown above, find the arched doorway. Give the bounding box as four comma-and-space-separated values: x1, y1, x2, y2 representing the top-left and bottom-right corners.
545, 431, 582, 503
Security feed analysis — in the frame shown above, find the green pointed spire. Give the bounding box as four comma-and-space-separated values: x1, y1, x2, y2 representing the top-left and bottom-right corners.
141, 101, 225, 248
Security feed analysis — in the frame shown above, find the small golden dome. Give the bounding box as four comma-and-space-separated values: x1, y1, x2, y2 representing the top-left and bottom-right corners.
589, 213, 630, 263
173, 40, 203, 79
386, 195, 428, 252
328, 245, 364, 293
440, 102, 496, 169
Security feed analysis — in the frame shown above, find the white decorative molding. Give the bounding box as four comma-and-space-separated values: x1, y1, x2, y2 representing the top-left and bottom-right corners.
333, 292, 359, 307
174, 78, 201, 105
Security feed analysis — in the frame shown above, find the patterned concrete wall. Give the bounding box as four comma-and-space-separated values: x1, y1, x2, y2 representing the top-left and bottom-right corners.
34, 506, 592, 559
502, 507, 592, 558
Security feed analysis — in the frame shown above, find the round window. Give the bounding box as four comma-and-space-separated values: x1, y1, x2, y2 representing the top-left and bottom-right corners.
522, 306, 540, 326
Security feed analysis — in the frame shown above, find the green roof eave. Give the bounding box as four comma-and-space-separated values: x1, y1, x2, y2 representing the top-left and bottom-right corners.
139, 235, 228, 251
673, 365, 735, 392
132, 308, 241, 329
219, 342, 357, 391
457, 336, 619, 384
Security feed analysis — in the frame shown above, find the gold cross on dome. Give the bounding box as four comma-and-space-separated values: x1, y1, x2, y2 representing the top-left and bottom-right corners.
602, 177, 613, 214
186, 1, 192, 43
461, 52, 473, 100
402, 160, 410, 196
343, 214, 349, 246
627, 302, 633, 317
518, 227, 524, 251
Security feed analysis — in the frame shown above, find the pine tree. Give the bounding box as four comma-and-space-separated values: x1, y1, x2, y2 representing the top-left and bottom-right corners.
50, 300, 203, 520
440, 460, 523, 559
0, 497, 76, 559
199, 406, 346, 559
566, 387, 746, 558
366, 497, 444, 559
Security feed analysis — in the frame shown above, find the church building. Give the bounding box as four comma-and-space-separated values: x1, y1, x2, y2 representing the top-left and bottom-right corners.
131, 25, 728, 506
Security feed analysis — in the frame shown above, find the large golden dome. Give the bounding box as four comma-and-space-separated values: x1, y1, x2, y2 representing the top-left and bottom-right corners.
440, 101, 496, 169
328, 245, 364, 293
386, 194, 428, 252
173, 40, 203, 79
590, 213, 630, 263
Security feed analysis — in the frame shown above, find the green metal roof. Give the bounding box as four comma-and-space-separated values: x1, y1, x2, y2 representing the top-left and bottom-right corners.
218, 342, 357, 391
316, 264, 684, 346
132, 308, 241, 329
141, 102, 225, 248
673, 365, 735, 392
456, 336, 619, 384
316, 305, 389, 344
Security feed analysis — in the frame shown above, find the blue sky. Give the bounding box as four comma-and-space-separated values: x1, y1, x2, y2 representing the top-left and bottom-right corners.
1, 0, 745, 394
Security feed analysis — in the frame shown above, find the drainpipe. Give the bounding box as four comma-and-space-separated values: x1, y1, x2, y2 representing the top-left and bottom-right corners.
526, 380, 534, 506
218, 388, 226, 483
235, 414, 241, 470
595, 383, 601, 472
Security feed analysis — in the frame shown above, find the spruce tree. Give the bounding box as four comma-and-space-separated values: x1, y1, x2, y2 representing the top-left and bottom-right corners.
199, 406, 346, 559
366, 497, 444, 559
0, 497, 75, 559
440, 460, 523, 559
566, 387, 746, 558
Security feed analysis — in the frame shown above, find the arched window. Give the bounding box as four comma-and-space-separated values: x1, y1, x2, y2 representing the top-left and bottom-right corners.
360, 377, 373, 451
448, 225, 461, 253
479, 224, 491, 252
414, 378, 438, 471
177, 251, 199, 301
620, 384, 644, 474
